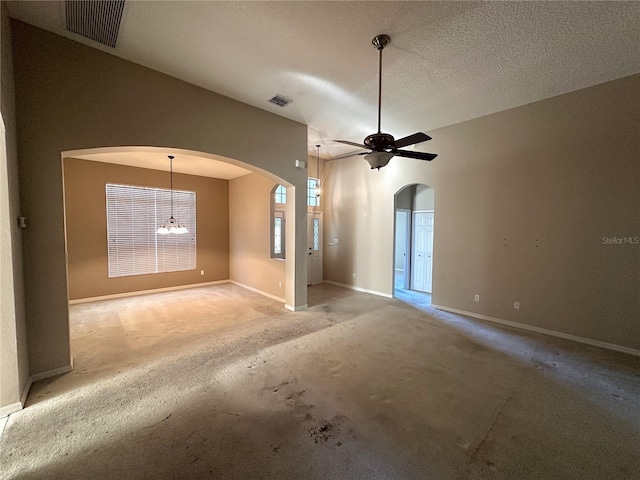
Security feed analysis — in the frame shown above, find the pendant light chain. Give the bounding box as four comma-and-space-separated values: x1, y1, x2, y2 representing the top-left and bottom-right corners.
156, 154, 188, 235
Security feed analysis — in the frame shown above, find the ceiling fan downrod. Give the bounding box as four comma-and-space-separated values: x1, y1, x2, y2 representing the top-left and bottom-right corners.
372, 34, 390, 134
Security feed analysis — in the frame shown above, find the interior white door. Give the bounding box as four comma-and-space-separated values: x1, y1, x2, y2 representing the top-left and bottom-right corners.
307, 212, 323, 285
425, 211, 434, 293
395, 209, 411, 289
411, 211, 434, 293
412, 212, 426, 291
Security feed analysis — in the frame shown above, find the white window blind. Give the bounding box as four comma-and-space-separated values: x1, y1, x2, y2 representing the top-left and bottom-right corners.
106, 183, 196, 278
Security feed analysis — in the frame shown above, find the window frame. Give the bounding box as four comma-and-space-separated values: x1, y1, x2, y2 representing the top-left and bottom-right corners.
270, 184, 286, 259
307, 177, 319, 207
105, 182, 197, 278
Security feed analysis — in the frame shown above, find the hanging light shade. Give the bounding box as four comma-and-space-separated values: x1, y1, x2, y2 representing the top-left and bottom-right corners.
157, 155, 189, 235
314, 144, 322, 198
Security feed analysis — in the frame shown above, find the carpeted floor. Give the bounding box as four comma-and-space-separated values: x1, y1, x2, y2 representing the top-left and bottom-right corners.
1, 283, 639, 479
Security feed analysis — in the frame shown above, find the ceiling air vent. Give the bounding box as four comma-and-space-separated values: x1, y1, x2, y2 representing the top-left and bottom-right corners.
65, 0, 126, 48
268, 94, 293, 107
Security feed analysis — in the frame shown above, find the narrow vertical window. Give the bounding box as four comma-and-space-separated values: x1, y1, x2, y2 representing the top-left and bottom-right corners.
313, 218, 320, 251
271, 184, 286, 259
307, 178, 319, 207
274, 185, 286, 204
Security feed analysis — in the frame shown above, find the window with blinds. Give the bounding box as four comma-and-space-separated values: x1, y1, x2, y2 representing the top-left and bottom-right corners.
106, 183, 196, 278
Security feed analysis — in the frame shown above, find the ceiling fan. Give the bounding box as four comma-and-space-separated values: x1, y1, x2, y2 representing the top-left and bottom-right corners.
335, 34, 437, 170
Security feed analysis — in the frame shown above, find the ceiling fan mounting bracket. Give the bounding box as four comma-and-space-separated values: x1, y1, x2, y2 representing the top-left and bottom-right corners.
372, 34, 390, 51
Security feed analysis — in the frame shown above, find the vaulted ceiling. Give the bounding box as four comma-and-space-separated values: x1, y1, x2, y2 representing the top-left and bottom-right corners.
7, 1, 640, 160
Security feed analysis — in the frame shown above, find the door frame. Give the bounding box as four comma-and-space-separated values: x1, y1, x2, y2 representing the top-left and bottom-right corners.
395, 208, 412, 290
307, 211, 323, 285
411, 209, 434, 293
392, 184, 435, 299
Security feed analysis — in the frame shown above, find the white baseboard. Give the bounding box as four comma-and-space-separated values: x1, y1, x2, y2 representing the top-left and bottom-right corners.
2, 360, 74, 419
285, 304, 308, 312
30, 362, 74, 383
431, 304, 640, 357
20, 376, 33, 407
0, 402, 22, 419
323, 280, 393, 299
0, 415, 9, 435
69, 280, 230, 304
229, 281, 285, 303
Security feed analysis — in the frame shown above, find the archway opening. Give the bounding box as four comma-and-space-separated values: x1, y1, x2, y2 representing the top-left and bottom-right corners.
59, 145, 299, 388
393, 184, 435, 305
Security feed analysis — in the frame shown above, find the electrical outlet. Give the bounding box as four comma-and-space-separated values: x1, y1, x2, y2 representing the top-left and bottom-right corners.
352, 273, 356, 279
279, 281, 282, 288
514, 301, 520, 309
200, 270, 205, 276
474, 294, 480, 302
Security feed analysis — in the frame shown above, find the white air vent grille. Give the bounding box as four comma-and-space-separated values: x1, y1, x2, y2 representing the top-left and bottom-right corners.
269, 94, 293, 107
65, 0, 126, 48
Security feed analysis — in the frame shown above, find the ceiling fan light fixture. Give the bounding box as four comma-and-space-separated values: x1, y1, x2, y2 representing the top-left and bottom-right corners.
364, 151, 394, 170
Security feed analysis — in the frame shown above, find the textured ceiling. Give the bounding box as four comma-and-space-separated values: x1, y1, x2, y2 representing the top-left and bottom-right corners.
7, 1, 640, 160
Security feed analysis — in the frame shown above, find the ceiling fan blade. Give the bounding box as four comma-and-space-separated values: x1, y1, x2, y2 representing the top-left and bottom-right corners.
326, 150, 369, 162
395, 149, 438, 161
334, 140, 368, 149
394, 132, 432, 148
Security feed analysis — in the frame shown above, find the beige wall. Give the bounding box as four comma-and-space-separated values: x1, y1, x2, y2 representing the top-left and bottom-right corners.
229, 173, 286, 299
324, 74, 640, 351
396, 186, 413, 210
63, 158, 230, 300
0, 3, 29, 413
414, 185, 434, 211
10, 21, 308, 376
395, 185, 434, 211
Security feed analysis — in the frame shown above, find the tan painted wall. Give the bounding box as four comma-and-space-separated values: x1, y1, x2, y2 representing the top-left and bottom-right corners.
10, 21, 308, 376
63, 158, 230, 300
0, 4, 29, 412
414, 185, 434, 211
229, 173, 286, 299
396, 186, 413, 210
324, 74, 640, 350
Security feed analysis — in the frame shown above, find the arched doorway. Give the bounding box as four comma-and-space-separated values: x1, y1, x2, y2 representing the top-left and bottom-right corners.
393, 184, 435, 304
59, 145, 301, 381
61, 146, 296, 305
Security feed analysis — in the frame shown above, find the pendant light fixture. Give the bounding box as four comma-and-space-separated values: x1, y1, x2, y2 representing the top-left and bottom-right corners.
314, 144, 321, 199
157, 155, 189, 235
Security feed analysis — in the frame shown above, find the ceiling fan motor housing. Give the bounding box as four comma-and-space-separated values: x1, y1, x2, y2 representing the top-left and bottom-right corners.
364, 133, 396, 152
